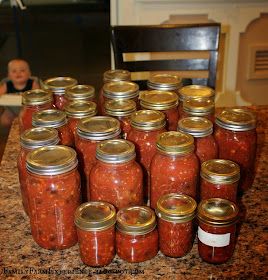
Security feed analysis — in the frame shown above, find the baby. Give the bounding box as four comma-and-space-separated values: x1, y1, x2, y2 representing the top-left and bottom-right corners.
0, 59, 40, 126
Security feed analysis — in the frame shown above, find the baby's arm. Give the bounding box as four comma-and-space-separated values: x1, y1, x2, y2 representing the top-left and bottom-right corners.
0, 83, 7, 96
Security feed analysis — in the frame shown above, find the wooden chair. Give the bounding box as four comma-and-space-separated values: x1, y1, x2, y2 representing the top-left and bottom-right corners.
110, 23, 221, 90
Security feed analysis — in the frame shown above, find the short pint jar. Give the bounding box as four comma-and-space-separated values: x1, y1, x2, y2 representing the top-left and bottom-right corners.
147, 73, 182, 92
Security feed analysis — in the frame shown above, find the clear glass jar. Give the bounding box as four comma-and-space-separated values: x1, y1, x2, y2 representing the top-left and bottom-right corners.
116, 206, 158, 263
32, 109, 74, 147
150, 131, 199, 209
19, 89, 53, 133
178, 117, 218, 163
214, 108, 257, 193
17, 127, 59, 215
155, 193, 197, 257
42, 76, 78, 110
90, 139, 143, 209
147, 73, 182, 92
75, 201, 116, 267
139, 90, 179, 131
200, 159, 240, 203
65, 84, 96, 104
104, 99, 136, 139
197, 198, 239, 264
127, 110, 167, 203
26, 146, 81, 249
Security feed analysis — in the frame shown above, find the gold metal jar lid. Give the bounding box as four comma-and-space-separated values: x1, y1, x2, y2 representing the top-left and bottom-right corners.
130, 110, 166, 131
32, 109, 67, 128
178, 117, 213, 137
156, 193, 197, 223
75, 201, 116, 231
147, 73, 182, 91
201, 159, 240, 184
42, 76, 78, 95
104, 99, 136, 117
64, 101, 97, 119
178, 85, 215, 102
103, 81, 139, 100
22, 89, 53, 106
139, 90, 179, 110
20, 127, 59, 149
77, 116, 121, 141
197, 198, 239, 226
215, 108, 256, 131
156, 131, 194, 155
65, 84, 95, 101
103, 69, 131, 83
26, 145, 78, 175
116, 206, 156, 235
96, 139, 136, 163
183, 98, 215, 115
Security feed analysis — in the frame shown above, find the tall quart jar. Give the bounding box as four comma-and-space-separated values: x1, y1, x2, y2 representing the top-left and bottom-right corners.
127, 110, 166, 203
42, 76, 78, 110
32, 109, 74, 147
147, 73, 182, 92
139, 90, 179, 131
155, 193, 197, 257
65, 84, 96, 104
150, 131, 199, 209
26, 145, 81, 249
74, 201, 116, 267
200, 159, 240, 203
90, 139, 143, 209
214, 108, 257, 193
116, 206, 158, 263
17, 127, 59, 215
197, 198, 239, 264
19, 89, 53, 133
177, 117, 218, 163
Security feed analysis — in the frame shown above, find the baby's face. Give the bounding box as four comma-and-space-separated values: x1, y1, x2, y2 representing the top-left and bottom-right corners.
8, 60, 31, 84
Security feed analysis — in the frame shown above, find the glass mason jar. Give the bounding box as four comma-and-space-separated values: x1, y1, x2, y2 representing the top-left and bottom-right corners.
90, 139, 143, 209
75, 116, 121, 199
214, 108, 257, 193
127, 110, 167, 203
177, 117, 218, 163
197, 198, 239, 264
178, 85, 215, 117
200, 159, 240, 203
65, 84, 96, 104
139, 90, 179, 131
147, 73, 182, 92
150, 131, 199, 210
155, 193, 197, 258
26, 145, 81, 249
116, 206, 158, 263
74, 201, 116, 267
99, 69, 131, 115
104, 99, 136, 139
17, 127, 59, 215
19, 89, 53, 133
42, 76, 78, 110
32, 109, 74, 147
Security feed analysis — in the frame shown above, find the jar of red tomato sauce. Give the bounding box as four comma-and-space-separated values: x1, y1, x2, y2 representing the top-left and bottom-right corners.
32, 109, 74, 147
75, 201, 116, 267
155, 193, 197, 257
26, 145, 81, 249
65, 84, 96, 104
214, 108, 257, 193
116, 206, 158, 263
150, 131, 199, 209
197, 198, 239, 264
139, 90, 179, 131
147, 73, 182, 92
90, 139, 143, 209
177, 117, 218, 163
18, 127, 59, 215
104, 99, 136, 139
127, 110, 166, 204
19, 89, 53, 133
200, 159, 240, 203
42, 76, 78, 110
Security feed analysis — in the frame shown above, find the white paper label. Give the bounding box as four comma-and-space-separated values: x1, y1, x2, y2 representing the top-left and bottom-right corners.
198, 226, 230, 247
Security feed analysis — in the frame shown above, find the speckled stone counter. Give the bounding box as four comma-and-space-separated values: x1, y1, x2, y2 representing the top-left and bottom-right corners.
0, 106, 267, 280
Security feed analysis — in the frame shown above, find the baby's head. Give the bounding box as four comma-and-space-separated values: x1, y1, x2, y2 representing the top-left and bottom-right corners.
8, 59, 31, 85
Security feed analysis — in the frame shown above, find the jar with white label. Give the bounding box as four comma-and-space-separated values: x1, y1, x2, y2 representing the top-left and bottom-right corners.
197, 198, 239, 264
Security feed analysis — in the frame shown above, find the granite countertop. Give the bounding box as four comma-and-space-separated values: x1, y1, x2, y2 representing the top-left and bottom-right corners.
0, 106, 267, 280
